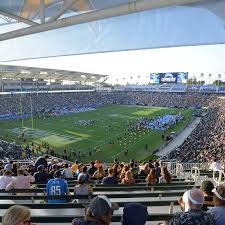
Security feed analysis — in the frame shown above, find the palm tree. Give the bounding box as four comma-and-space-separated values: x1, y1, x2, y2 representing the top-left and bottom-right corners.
218, 74, 221, 85
137, 75, 141, 85
208, 73, 212, 84
122, 77, 126, 85
130, 76, 133, 84
193, 76, 197, 85
200, 73, 204, 83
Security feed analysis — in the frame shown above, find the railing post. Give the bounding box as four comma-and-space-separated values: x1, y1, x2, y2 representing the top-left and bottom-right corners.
213, 170, 225, 186
158, 193, 162, 200
191, 167, 200, 183
169, 202, 174, 214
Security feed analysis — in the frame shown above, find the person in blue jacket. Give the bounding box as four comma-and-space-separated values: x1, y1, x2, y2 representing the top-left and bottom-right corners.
46, 170, 70, 203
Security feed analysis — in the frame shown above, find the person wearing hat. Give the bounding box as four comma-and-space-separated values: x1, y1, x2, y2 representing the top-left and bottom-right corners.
74, 173, 93, 202
72, 195, 119, 225
209, 185, 225, 225
169, 188, 214, 225
46, 170, 70, 203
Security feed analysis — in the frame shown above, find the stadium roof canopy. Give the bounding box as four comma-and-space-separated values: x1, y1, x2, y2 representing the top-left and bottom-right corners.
0, 64, 108, 83
0, 0, 225, 62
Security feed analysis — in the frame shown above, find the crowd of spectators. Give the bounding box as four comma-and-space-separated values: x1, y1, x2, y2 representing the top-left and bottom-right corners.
0, 91, 217, 116
0, 156, 224, 225
167, 97, 225, 163
0, 140, 31, 160
0, 158, 172, 193
1, 91, 225, 163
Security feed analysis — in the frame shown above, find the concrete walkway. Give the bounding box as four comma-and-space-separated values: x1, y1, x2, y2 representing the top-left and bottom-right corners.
156, 117, 202, 157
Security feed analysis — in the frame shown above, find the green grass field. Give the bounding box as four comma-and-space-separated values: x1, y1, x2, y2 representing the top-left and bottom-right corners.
0, 105, 194, 162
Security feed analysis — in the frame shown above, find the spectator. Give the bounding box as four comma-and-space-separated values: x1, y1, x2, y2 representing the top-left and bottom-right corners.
71, 160, 79, 174
94, 160, 101, 169
28, 164, 35, 176
210, 159, 222, 171
0, 170, 13, 190
122, 203, 148, 225
49, 164, 58, 179
88, 161, 97, 176
82, 166, 90, 181
4, 160, 13, 171
121, 171, 135, 185
130, 162, 139, 179
2, 205, 34, 225
102, 168, 118, 185
148, 160, 155, 169
62, 163, 73, 179
154, 161, 161, 178
46, 170, 70, 203
146, 168, 158, 185
0, 161, 4, 170
34, 154, 48, 170
92, 166, 105, 180
200, 180, 214, 211
159, 167, 172, 184
6, 169, 35, 194
72, 195, 118, 225
120, 164, 130, 180
138, 163, 149, 176
169, 188, 214, 225
209, 185, 225, 225
11, 163, 18, 176
111, 163, 119, 178
34, 165, 49, 185
75, 164, 83, 177
74, 173, 93, 197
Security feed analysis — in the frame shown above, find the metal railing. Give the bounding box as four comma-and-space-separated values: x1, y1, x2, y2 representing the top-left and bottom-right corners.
162, 161, 210, 174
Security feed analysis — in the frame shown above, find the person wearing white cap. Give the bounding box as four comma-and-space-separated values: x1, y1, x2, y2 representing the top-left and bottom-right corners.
72, 195, 119, 225
169, 188, 214, 225
209, 185, 225, 225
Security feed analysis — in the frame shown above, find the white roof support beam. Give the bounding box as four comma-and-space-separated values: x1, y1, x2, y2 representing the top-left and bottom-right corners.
40, 0, 46, 24
0, 10, 39, 26
48, 0, 78, 22
0, 0, 202, 41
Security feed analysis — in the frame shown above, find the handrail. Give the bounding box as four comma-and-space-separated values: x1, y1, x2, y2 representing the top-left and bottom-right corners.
176, 163, 184, 178
213, 170, 225, 185
35, 180, 194, 190
0, 191, 189, 199
0, 200, 180, 209
18, 214, 174, 223
3, 184, 195, 192
191, 167, 200, 183
162, 162, 210, 171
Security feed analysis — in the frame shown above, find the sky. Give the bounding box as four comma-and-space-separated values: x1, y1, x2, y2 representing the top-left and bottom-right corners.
2, 44, 225, 85
1, 2, 225, 85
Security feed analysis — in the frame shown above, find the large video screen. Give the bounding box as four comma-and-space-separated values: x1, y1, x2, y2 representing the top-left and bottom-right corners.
150, 72, 188, 84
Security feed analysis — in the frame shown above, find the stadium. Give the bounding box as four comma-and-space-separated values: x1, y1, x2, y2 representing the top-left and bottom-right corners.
0, 1, 225, 225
